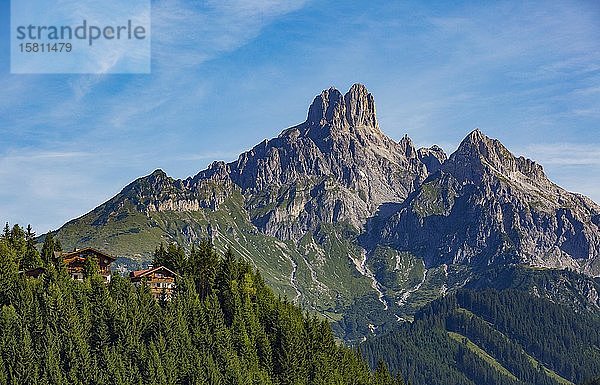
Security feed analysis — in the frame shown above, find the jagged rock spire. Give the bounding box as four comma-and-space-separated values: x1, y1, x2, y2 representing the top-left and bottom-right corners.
344, 83, 378, 129
306, 83, 379, 130
307, 87, 346, 128
398, 134, 416, 158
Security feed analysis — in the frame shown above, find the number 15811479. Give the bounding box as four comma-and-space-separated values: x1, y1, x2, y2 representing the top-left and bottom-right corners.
19, 42, 73, 53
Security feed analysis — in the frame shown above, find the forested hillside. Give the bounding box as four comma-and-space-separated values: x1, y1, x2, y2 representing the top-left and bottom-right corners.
0, 223, 402, 385
360, 288, 600, 385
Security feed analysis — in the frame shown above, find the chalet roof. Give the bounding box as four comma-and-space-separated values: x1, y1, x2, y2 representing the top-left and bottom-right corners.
59, 247, 116, 261
130, 265, 178, 279
20, 267, 47, 278
62, 256, 86, 265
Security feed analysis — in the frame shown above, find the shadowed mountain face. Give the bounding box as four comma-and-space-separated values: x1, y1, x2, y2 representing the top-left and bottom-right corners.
376, 129, 600, 273
51, 84, 600, 341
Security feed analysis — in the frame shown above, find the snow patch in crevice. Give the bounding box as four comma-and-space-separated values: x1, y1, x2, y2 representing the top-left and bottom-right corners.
439, 284, 448, 295
394, 254, 402, 271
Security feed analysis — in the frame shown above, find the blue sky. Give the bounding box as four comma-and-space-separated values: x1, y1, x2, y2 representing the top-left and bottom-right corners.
1, 0, 599, 233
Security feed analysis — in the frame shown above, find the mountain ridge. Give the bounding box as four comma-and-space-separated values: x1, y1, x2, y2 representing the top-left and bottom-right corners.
377, 126, 600, 274
105, 84, 445, 241
49, 83, 600, 341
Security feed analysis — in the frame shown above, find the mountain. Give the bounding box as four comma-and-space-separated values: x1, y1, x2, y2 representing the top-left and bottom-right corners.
207, 83, 437, 239
50, 84, 600, 341
374, 128, 600, 273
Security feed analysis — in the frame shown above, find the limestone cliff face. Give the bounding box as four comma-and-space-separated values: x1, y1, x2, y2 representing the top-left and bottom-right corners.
378, 129, 600, 275
226, 84, 434, 239
417, 145, 447, 174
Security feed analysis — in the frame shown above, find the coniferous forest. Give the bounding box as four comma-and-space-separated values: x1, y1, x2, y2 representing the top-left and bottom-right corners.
0, 223, 403, 385
360, 288, 600, 385
3, 222, 600, 385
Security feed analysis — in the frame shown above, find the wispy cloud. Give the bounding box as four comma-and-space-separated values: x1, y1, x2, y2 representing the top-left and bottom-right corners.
0, 149, 106, 231
0, 151, 90, 163
518, 143, 600, 166
514, 143, 600, 204
59, 0, 309, 135
152, 0, 307, 70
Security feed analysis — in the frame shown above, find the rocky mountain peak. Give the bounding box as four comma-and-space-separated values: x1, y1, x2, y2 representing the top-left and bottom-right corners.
344, 83, 379, 129
456, 128, 502, 159
305, 83, 379, 132
465, 127, 485, 141
446, 129, 547, 185
137, 169, 173, 191
379, 128, 600, 273
417, 145, 447, 174
306, 87, 346, 129
149, 168, 168, 178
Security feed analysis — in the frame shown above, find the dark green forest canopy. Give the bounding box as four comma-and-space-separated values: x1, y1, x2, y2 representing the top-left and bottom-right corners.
6, 222, 599, 385
0, 223, 403, 385
360, 287, 600, 385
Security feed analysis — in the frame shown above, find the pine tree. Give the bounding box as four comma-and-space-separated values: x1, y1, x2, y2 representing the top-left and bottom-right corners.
21, 225, 42, 270
152, 243, 167, 269
189, 239, 219, 299
2, 223, 9, 240
41, 234, 58, 267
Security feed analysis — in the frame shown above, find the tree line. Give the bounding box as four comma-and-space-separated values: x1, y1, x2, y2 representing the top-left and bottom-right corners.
0, 222, 404, 385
